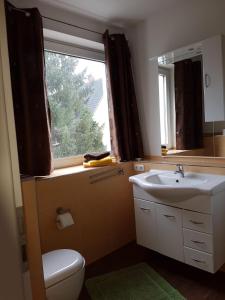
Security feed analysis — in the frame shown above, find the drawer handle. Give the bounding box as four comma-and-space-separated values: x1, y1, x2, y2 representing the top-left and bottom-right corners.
192, 258, 206, 264
164, 214, 175, 219
140, 208, 151, 212
191, 240, 205, 245
189, 220, 204, 225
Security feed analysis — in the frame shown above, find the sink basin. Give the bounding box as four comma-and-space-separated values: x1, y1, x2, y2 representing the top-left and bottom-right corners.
146, 172, 207, 186
129, 169, 225, 201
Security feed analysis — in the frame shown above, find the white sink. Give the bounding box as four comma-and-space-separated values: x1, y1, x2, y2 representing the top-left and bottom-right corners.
146, 172, 207, 186
129, 169, 225, 201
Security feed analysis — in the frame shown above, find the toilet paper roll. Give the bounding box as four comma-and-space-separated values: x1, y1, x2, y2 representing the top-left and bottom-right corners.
56, 212, 74, 230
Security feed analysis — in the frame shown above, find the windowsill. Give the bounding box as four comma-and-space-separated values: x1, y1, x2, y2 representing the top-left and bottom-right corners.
167, 149, 192, 155
20, 161, 132, 182
48, 164, 98, 178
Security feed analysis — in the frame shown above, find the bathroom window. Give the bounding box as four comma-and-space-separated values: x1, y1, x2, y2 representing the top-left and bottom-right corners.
44, 37, 111, 168
158, 67, 175, 149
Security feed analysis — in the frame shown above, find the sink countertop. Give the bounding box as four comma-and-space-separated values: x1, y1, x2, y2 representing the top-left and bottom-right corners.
129, 169, 225, 200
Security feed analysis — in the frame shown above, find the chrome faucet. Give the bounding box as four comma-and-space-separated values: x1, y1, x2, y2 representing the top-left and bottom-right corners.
175, 164, 184, 178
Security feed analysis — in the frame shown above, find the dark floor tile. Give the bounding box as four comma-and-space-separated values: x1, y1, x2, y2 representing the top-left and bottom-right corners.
79, 242, 225, 300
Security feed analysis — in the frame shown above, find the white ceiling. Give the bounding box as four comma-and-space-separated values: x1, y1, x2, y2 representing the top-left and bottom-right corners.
39, 0, 181, 27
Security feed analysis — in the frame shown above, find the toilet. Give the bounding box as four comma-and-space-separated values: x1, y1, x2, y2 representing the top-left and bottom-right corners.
42, 249, 85, 300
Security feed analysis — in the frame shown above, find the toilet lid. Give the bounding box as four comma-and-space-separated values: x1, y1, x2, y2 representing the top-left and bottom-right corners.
42, 249, 84, 288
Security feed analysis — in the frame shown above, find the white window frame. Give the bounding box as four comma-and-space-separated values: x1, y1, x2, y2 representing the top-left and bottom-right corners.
44, 31, 108, 169
44, 40, 105, 63
158, 67, 175, 149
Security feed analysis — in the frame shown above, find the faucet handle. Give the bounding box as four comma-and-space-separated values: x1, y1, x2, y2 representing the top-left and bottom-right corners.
175, 164, 184, 173
175, 164, 184, 177
176, 163, 183, 170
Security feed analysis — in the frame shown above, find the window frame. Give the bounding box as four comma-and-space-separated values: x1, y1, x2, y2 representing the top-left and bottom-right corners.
158, 66, 175, 149
44, 40, 105, 63
44, 34, 108, 169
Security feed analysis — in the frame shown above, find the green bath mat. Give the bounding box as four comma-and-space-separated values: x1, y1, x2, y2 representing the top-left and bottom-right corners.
86, 263, 185, 300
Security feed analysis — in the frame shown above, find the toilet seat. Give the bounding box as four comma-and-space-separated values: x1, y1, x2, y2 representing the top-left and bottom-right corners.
42, 249, 85, 288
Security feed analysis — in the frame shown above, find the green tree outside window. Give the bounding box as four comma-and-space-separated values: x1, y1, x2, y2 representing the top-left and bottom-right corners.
45, 51, 106, 159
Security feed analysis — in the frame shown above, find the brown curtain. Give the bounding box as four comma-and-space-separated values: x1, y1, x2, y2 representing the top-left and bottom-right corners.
103, 30, 144, 161
175, 59, 203, 150
6, 2, 52, 176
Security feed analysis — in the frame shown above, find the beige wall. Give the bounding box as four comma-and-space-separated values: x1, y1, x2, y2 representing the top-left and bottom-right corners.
214, 135, 225, 157
202, 135, 225, 157
22, 162, 136, 265
21, 179, 46, 300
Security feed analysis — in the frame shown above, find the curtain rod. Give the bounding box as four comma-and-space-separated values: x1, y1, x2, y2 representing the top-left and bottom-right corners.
9, 6, 104, 36
42, 16, 103, 36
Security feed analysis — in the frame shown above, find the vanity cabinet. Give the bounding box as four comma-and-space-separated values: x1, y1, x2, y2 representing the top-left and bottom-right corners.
133, 186, 225, 273
135, 199, 183, 262
202, 35, 225, 121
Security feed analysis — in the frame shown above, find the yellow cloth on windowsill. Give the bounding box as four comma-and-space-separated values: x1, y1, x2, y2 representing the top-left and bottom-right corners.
83, 156, 116, 168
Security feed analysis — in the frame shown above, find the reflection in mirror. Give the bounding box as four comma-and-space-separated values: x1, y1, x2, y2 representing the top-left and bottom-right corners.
158, 41, 225, 157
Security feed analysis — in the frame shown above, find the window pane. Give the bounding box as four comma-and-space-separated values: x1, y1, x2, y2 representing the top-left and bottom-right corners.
159, 74, 169, 145
45, 51, 111, 159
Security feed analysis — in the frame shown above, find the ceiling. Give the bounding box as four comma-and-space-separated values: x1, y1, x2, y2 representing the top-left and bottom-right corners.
39, 0, 181, 27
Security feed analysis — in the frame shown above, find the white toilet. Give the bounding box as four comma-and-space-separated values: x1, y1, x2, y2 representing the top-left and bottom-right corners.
42, 249, 85, 300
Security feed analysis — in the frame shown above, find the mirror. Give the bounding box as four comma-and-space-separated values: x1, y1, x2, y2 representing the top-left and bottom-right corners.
157, 36, 225, 157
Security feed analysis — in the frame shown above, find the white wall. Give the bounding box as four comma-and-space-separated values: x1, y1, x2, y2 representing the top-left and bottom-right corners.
126, 0, 225, 156
10, 0, 122, 43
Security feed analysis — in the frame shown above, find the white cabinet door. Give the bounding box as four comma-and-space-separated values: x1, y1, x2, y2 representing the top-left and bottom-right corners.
134, 198, 157, 250
156, 204, 184, 262
202, 35, 225, 121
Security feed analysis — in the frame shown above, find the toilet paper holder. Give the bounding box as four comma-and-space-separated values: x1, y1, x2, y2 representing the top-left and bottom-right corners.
56, 207, 70, 215
56, 207, 75, 230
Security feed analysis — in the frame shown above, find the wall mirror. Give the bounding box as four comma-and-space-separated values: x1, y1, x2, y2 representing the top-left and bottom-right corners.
157, 35, 225, 158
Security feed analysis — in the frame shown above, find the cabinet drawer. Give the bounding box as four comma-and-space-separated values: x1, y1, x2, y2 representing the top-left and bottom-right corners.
183, 228, 213, 253
184, 246, 214, 272
135, 198, 153, 211
183, 210, 212, 233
